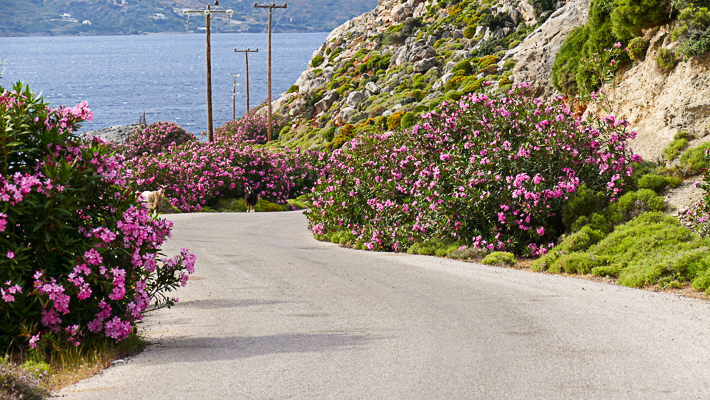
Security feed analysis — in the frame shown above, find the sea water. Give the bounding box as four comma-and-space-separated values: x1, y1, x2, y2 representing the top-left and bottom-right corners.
0, 32, 328, 134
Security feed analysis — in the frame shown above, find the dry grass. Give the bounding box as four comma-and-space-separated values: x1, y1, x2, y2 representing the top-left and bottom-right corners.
3, 333, 148, 396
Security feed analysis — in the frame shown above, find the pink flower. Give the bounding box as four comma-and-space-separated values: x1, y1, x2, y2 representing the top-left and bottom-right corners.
6, 251, 14, 259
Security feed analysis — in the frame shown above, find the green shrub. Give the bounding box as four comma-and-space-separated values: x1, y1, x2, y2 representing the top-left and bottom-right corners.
286, 85, 299, 94
413, 104, 429, 113
561, 185, 608, 229
508, 40, 523, 49
552, 253, 601, 274
637, 174, 683, 192
610, 0, 668, 39
324, 126, 336, 142
482, 252, 517, 266
614, 189, 666, 221
477, 55, 499, 68
655, 47, 679, 71
401, 112, 417, 129
673, 24, 690, 41
387, 111, 407, 130
452, 60, 474, 75
444, 75, 467, 91
311, 55, 325, 68
679, 142, 710, 172
552, 26, 591, 94
627, 37, 649, 60
463, 24, 477, 38
664, 138, 689, 160
542, 212, 710, 289
503, 59, 517, 70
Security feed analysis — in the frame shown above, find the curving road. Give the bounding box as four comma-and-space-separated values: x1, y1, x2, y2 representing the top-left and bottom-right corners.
57, 212, 710, 399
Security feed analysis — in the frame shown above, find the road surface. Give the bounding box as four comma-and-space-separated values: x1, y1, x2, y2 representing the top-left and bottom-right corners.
57, 212, 710, 399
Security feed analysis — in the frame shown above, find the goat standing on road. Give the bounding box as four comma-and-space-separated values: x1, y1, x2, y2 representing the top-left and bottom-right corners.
140, 188, 165, 214
245, 186, 258, 213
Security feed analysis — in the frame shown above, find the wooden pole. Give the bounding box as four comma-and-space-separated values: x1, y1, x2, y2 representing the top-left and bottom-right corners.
206, 4, 214, 142
232, 74, 237, 121
267, 7, 272, 141
184, 4, 232, 141
246, 50, 251, 111
254, 3, 287, 142
235, 48, 258, 113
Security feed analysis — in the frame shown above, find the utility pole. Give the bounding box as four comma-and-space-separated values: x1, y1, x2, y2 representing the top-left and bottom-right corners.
232, 74, 237, 121
234, 48, 259, 113
254, 2, 287, 142
184, 2, 233, 142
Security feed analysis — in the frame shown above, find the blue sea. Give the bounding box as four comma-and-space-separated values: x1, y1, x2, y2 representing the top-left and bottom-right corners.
0, 32, 328, 134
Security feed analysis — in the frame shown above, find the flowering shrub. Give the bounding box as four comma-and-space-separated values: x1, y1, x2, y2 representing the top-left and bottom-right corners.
686, 149, 710, 236
214, 110, 288, 145
306, 83, 640, 255
0, 83, 195, 350
124, 122, 319, 212
119, 122, 195, 159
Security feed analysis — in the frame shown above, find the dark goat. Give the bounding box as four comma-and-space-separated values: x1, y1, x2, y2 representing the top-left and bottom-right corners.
245, 186, 258, 213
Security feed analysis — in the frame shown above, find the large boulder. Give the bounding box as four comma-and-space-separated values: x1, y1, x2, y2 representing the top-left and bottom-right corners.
338, 107, 357, 124
346, 91, 367, 109
413, 57, 439, 73
508, 0, 592, 100
408, 45, 437, 63
392, 44, 411, 66
80, 124, 140, 144
314, 90, 339, 114
365, 82, 382, 96
391, 4, 412, 22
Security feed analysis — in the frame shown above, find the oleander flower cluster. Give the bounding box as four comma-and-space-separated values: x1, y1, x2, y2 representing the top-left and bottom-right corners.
118, 121, 196, 159
0, 83, 195, 350
307, 83, 641, 255
123, 115, 318, 212
214, 110, 288, 144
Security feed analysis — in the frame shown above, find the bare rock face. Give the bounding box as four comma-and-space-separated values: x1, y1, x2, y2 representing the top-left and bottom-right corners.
346, 91, 367, 109
365, 82, 381, 96
517, 0, 538, 26
391, 4, 412, 22
508, 0, 591, 100
314, 90, 339, 114
338, 107, 357, 125
586, 27, 710, 161
414, 57, 438, 73
408, 45, 437, 63
80, 124, 141, 144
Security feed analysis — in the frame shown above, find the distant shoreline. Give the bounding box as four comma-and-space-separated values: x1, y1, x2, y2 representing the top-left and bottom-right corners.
0, 30, 331, 39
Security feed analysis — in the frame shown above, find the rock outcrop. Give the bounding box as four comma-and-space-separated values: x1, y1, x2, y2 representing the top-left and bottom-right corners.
586, 27, 710, 161
506, 0, 592, 100
80, 124, 141, 144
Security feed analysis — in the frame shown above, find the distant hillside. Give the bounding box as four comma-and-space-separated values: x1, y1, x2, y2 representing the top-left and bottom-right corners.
0, 0, 378, 36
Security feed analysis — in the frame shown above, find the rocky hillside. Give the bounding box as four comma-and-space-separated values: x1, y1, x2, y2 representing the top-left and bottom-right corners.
267, 0, 709, 212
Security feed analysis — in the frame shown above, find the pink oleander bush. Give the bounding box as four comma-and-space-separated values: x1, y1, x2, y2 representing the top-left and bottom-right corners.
0, 83, 195, 351
119, 121, 196, 159
214, 110, 288, 144
306, 83, 641, 255
123, 116, 318, 212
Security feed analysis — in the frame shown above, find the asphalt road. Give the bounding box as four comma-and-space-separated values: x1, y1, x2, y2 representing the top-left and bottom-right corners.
57, 212, 710, 399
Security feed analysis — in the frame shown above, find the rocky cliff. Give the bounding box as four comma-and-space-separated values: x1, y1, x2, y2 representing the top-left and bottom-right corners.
270, 0, 710, 189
